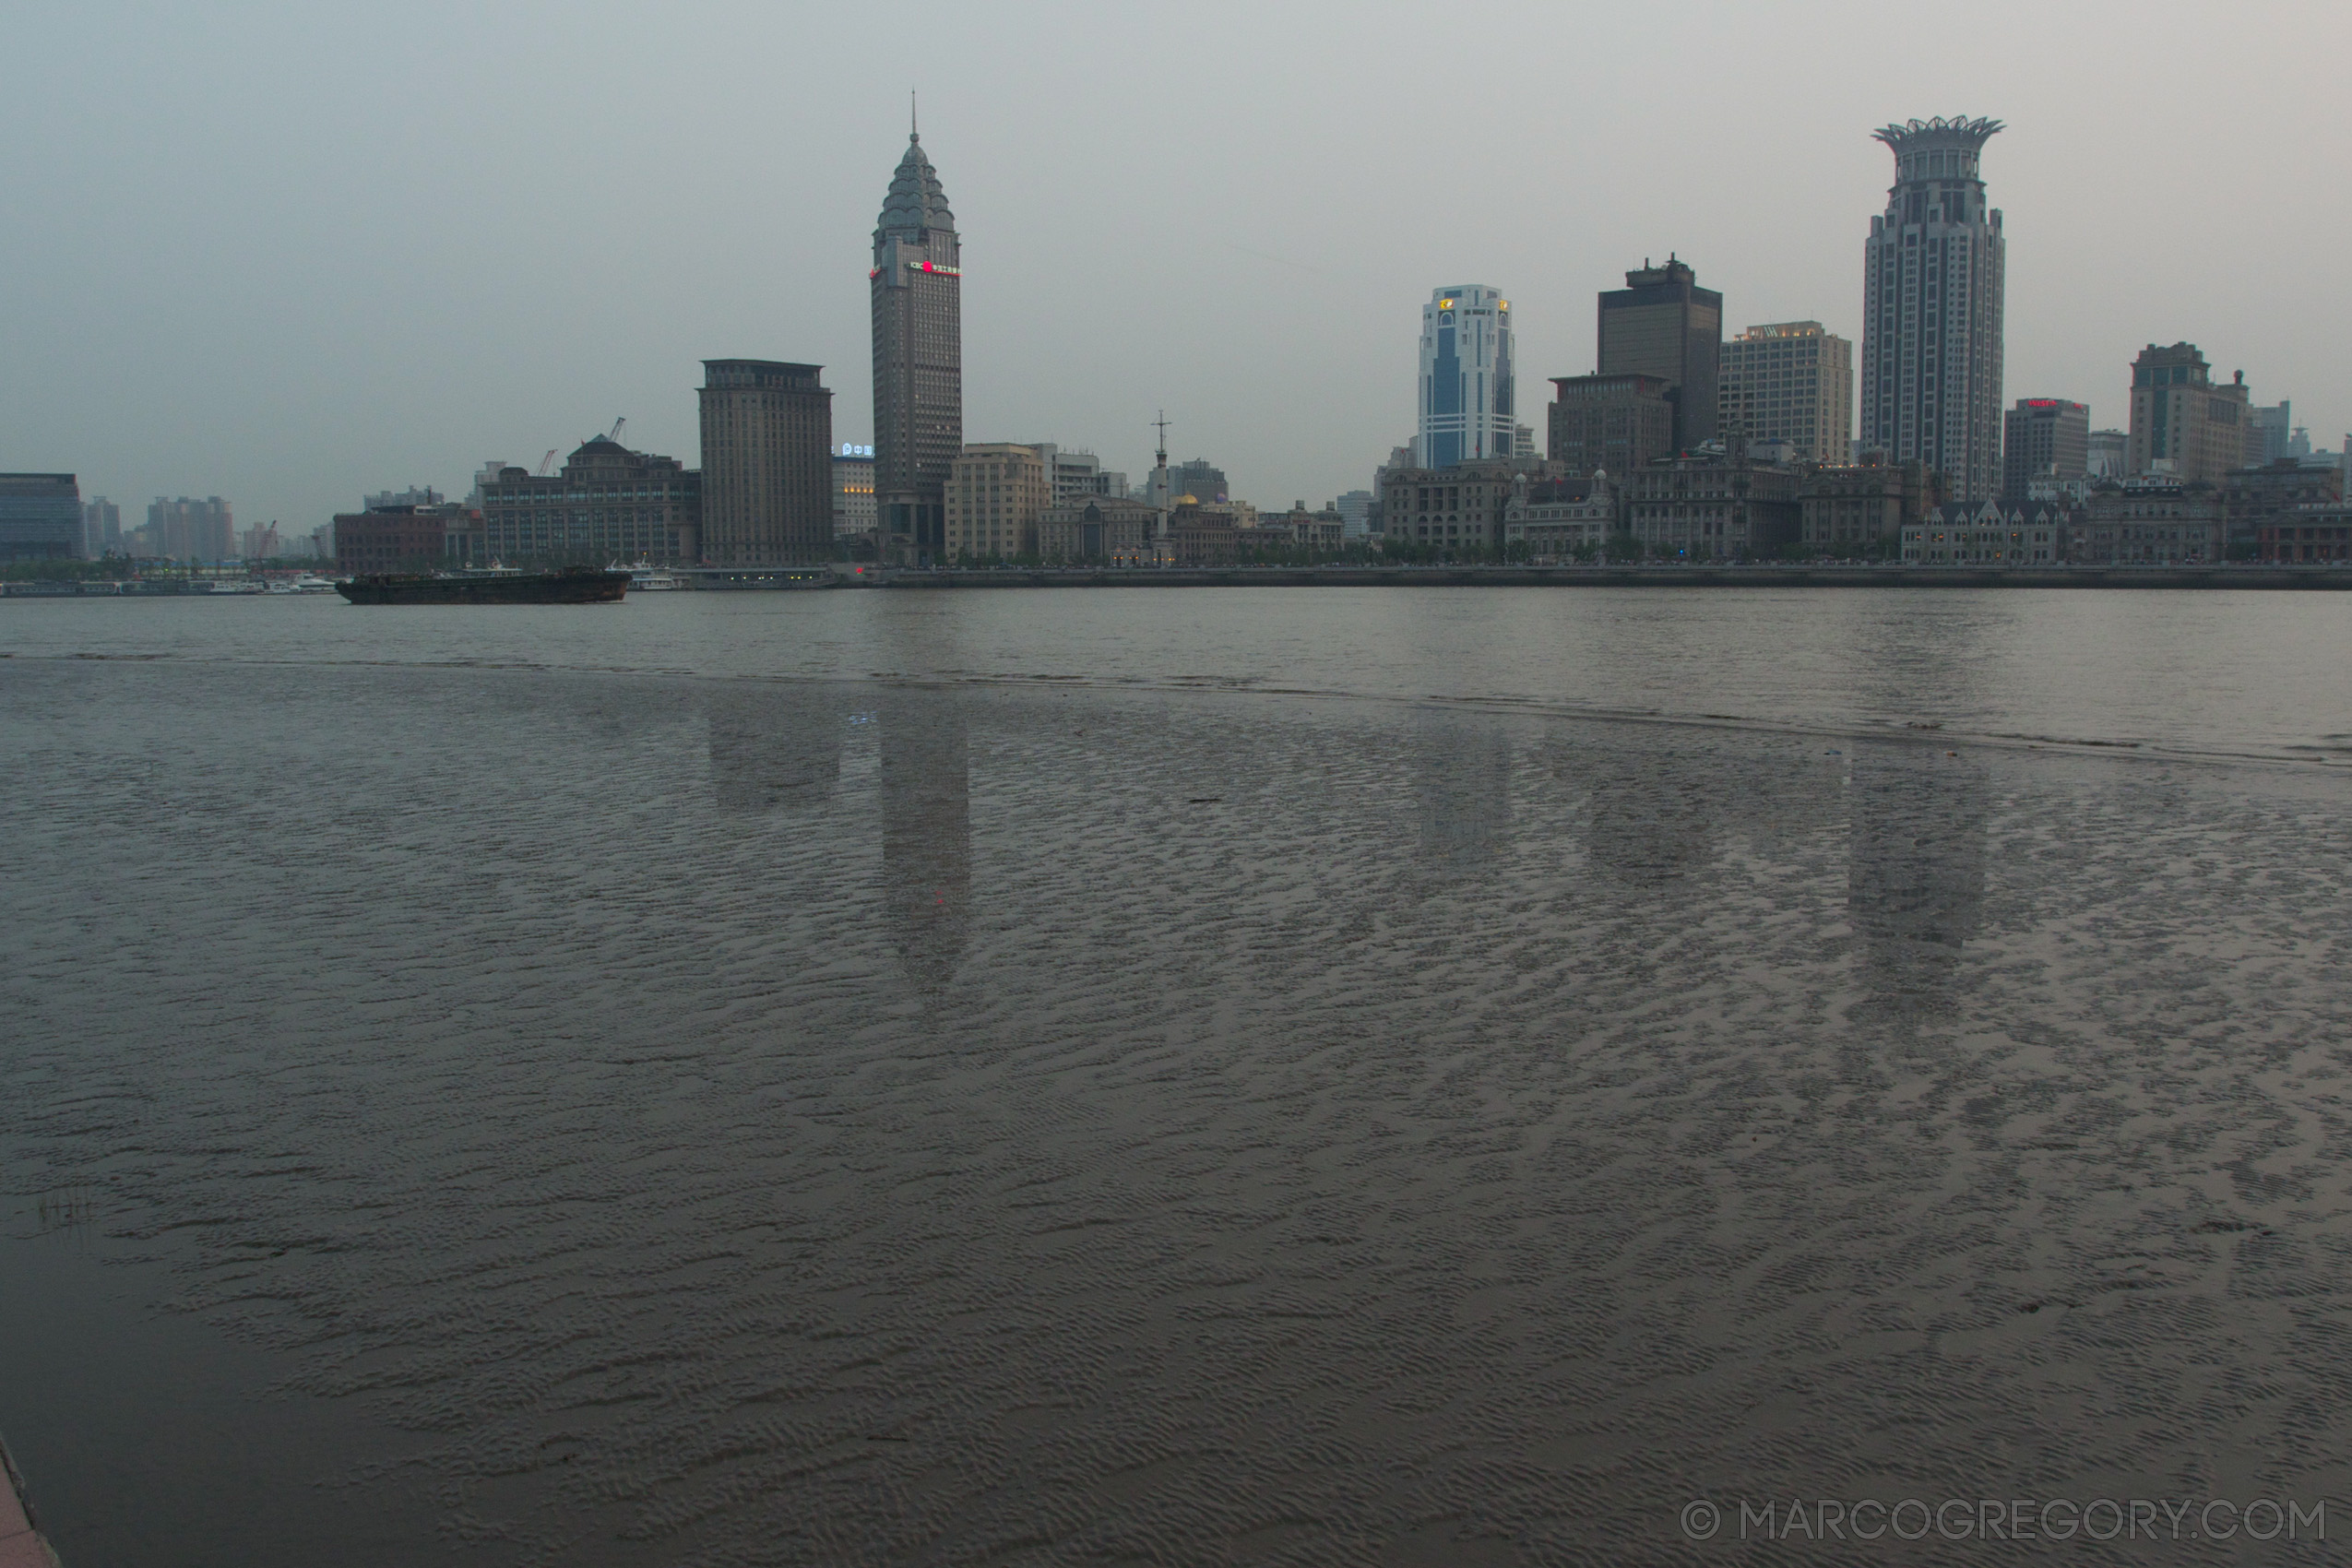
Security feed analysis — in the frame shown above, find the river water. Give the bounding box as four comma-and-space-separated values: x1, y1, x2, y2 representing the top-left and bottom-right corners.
3, 588, 2350, 1564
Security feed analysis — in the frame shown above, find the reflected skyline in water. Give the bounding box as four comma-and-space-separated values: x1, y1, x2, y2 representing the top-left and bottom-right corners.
1847, 742, 1989, 1009
879, 690, 970, 992
707, 685, 843, 814
6, 655, 2346, 1566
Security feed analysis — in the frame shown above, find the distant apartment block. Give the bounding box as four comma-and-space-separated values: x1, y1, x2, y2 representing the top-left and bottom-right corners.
145, 496, 234, 559
1027, 445, 1127, 505
1, 473, 84, 561
700, 359, 833, 564
2002, 398, 2090, 495
81, 496, 121, 555
1166, 458, 1228, 505
2086, 429, 2130, 481
1416, 285, 1517, 468
2246, 401, 2293, 467
1598, 257, 1720, 448
1717, 322, 1853, 463
2127, 343, 2249, 483
1548, 374, 1675, 480
944, 444, 1051, 559
480, 438, 700, 564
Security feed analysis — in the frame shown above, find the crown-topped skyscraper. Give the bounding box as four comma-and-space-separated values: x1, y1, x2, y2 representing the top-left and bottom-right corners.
1860, 116, 2005, 502
870, 114, 962, 564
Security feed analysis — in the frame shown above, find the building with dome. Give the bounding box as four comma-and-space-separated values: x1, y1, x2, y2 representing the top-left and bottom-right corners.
871, 123, 962, 564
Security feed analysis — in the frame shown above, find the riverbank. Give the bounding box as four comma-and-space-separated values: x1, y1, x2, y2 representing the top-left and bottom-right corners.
885, 563, 2352, 589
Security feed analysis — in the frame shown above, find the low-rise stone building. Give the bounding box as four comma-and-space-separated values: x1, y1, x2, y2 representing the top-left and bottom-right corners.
2220, 458, 2344, 556
1799, 457, 1941, 553
1503, 472, 1618, 560
1037, 495, 1160, 563
1902, 500, 2065, 564
1251, 505, 1346, 552
1167, 502, 1241, 565
2256, 505, 2352, 564
1627, 452, 1800, 559
2067, 480, 2221, 564
1379, 461, 1523, 552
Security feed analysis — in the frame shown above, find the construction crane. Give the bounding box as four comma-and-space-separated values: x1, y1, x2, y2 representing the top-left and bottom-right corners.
606, 417, 626, 444
537, 448, 559, 475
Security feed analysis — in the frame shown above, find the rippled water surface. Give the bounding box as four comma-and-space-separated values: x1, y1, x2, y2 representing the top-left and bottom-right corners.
3, 585, 2351, 760
4, 591, 2352, 1564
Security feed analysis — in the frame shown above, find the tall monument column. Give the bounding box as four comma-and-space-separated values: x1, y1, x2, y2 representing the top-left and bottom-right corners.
870, 125, 962, 565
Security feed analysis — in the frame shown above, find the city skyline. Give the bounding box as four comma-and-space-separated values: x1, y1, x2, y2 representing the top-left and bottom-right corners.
5, 2, 2347, 531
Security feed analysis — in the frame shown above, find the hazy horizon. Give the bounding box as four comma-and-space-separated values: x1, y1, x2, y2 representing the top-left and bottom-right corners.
6, 0, 2347, 534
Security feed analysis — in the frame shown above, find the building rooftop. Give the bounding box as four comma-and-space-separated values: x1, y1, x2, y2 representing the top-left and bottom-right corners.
877, 133, 955, 237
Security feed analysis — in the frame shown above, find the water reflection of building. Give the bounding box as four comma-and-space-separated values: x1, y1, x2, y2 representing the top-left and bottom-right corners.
880, 691, 970, 989
1578, 741, 1718, 898
1413, 716, 1511, 870
707, 686, 844, 814
1847, 743, 1986, 1001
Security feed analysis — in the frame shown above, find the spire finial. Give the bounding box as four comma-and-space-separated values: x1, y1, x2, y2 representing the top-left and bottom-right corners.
910, 90, 919, 142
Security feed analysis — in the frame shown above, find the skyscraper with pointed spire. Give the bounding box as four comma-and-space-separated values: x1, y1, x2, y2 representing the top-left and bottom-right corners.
870, 113, 962, 563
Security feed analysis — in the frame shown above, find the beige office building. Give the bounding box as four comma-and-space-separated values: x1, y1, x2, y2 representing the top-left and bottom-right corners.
944, 444, 1051, 560
2126, 343, 2250, 483
1717, 322, 1853, 463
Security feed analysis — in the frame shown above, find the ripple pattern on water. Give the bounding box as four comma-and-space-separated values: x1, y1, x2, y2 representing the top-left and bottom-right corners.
5, 659, 2352, 1564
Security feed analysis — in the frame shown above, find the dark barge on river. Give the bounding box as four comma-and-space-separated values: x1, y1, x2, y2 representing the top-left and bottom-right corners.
336, 568, 629, 605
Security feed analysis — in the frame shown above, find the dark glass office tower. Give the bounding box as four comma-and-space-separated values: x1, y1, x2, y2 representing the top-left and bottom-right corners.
1597, 256, 1721, 450
1861, 117, 2007, 503
870, 128, 962, 564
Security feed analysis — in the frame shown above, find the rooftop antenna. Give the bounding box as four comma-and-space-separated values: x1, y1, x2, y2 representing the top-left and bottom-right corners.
1154, 410, 1170, 469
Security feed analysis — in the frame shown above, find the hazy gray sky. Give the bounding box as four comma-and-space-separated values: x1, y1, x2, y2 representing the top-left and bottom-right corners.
6, 0, 2347, 531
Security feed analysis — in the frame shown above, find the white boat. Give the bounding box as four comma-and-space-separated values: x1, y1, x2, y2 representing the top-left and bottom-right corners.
291, 576, 339, 594
619, 561, 685, 591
